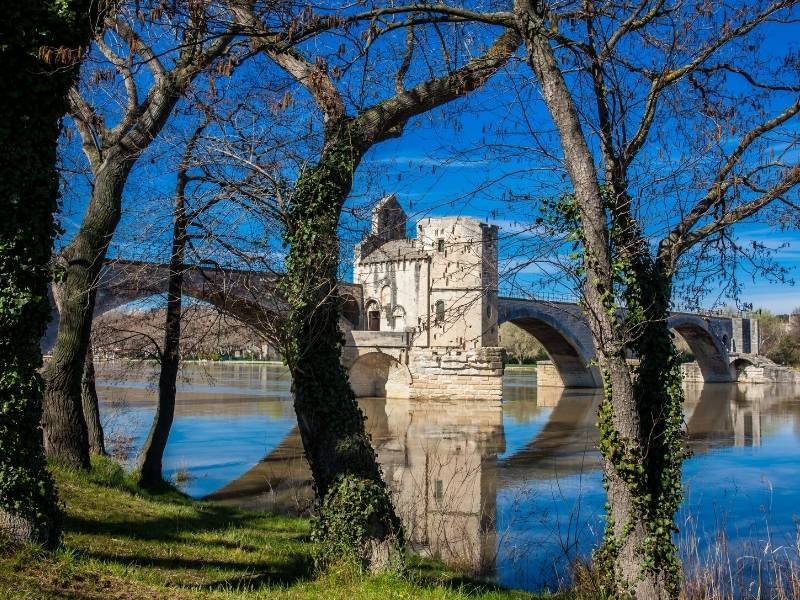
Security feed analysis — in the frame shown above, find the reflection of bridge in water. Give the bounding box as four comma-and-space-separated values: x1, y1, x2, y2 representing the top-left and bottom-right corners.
206, 382, 800, 575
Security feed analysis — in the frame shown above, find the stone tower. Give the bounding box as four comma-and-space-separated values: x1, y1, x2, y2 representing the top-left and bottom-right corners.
416, 217, 499, 348
371, 194, 407, 242
357, 195, 407, 261
353, 196, 500, 348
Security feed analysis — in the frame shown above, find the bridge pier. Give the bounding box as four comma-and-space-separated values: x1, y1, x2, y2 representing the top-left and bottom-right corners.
408, 348, 504, 401
535, 360, 600, 388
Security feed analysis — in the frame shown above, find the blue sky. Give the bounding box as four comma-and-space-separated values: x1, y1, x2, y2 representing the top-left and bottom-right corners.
58, 7, 800, 315
349, 94, 800, 314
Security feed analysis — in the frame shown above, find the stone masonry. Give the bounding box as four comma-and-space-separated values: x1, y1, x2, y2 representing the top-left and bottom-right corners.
408, 347, 505, 401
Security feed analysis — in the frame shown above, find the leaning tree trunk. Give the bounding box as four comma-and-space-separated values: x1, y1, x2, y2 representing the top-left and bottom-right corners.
0, 0, 101, 547
137, 172, 188, 488
282, 137, 403, 571
516, 5, 682, 597
81, 345, 106, 455
42, 150, 133, 470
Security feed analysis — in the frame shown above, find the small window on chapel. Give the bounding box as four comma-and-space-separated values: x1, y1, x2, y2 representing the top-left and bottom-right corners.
437, 239, 445, 252
434, 480, 444, 503
435, 300, 445, 323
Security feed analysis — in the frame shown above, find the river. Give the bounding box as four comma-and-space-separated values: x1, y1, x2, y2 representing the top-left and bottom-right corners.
95, 361, 800, 593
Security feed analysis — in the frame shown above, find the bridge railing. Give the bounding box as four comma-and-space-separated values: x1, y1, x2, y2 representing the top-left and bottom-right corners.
500, 291, 757, 320
498, 289, 580, 304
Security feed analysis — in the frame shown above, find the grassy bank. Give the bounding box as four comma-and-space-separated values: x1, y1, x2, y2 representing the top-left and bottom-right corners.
0, 458, 558, 599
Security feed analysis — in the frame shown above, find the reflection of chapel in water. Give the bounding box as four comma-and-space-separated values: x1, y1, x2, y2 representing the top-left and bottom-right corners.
377, 400, 504, 574
206, 381, 800, 574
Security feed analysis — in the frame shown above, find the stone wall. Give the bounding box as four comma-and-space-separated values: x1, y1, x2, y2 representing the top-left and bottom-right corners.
408, 347, 504, 401
536, 360, 599, 388
736, 362, 800, 384
680, 361, 706, 383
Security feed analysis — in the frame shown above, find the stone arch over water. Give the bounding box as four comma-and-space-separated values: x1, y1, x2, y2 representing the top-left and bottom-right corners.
347, 351, 412, 398
668, 314, 733, 383
498, 301, 602, 388
730, 356, 756, 379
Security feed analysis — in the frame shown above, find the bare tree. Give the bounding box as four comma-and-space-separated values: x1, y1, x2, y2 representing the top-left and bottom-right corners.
135, 122, 205, 488
221, 1, 522, 570
43, 1, 237, 469
133, 93, 290, 486
354, 0, 799, 595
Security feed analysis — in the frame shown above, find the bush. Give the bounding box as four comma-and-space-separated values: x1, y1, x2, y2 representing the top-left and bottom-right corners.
768, 336, 800, 367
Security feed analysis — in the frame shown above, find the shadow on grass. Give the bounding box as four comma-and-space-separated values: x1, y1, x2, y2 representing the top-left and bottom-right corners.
408, 560, 544, 598
63, 501, 308, 541
82, 550, 312, 588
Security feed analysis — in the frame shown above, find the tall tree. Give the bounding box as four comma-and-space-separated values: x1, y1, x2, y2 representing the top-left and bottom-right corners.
134, 125, 202, 488
368, 1, 799, 596
228, 1, 521, 569
0, 0, 102, 546
43, 2, 236, 469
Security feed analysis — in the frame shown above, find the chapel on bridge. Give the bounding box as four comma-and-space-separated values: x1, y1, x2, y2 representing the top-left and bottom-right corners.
352, 195, 500, 349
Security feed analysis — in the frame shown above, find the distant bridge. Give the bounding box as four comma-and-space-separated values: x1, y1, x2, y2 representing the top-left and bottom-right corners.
496, 296, 761, 387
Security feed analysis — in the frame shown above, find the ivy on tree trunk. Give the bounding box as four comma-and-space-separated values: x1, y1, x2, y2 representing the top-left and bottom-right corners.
594, 244, 686, 600
518, 6, 686, 595
281, 134, 403, 571
0, 0, 101, 546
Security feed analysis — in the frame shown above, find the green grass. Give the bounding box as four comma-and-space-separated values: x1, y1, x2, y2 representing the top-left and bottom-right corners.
0, 457, 566, 599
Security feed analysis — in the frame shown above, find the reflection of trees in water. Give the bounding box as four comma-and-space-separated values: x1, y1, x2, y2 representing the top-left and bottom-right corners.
95, 362, 294, 419
684, 383, 800, 449
196, 369, 800, 577
502, 397, 545, 424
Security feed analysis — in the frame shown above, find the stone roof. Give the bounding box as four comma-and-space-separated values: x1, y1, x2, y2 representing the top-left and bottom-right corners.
359, 238, 428, 264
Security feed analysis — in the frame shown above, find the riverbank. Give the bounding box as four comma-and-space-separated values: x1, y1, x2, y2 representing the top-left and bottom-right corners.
0, 458, 558, 599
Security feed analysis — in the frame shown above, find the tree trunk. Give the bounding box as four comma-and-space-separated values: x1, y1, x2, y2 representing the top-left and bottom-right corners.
282, 136, 402, 571
81, 345, 106, 455
42, 151, 133, 470
515, 4, 681, 597
0, 0, 101, 547
137, 174, 187, 488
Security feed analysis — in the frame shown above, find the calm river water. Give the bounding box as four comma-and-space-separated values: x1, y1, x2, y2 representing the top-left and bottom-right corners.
95, 362, 800, 592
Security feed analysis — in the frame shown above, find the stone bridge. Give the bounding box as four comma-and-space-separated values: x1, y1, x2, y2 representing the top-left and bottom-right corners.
496, 297, 763, 388
44, 197, 787, 400
42, 258, 361, 352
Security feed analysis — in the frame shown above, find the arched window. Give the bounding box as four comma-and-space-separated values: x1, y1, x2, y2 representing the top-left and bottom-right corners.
392, 306, 406, 331
435, 300, 445, 324
380, 285, 392, 307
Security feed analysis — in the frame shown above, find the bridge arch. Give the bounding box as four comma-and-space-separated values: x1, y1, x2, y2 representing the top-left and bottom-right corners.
668, 315, 733, 383
347, 351, 411, 398
498, 301, 601, 387
730, 356, 756, 380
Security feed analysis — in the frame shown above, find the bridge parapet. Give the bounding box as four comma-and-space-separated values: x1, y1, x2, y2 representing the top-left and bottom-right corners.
346, 330, 410, 348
